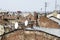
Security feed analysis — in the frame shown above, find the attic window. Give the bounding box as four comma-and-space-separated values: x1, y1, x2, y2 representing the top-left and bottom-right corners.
17, 17, 19, 19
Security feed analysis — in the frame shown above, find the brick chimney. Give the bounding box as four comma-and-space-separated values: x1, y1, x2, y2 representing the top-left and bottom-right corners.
34, 11, 38, 26
34, 11, 38, 20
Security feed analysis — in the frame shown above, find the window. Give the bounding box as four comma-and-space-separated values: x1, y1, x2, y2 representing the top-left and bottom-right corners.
29, 18, 31, 20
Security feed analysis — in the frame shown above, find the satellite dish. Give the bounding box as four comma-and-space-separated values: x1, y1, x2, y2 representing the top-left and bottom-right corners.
15, 22, 18, 29
24, 20, 28, 26
0, 25, 4, 35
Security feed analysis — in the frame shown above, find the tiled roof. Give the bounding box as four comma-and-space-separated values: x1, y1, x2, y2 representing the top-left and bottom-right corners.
1, 29, 60, 40
38, 16, 60, 28
49, 16, 60, 25
3, 15, 17, 20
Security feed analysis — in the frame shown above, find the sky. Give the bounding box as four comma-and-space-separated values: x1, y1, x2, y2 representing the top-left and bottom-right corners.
0, 0, 60, 12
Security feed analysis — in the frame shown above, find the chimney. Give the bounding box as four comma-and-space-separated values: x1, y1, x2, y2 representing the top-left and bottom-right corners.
34, 11, 38, 26
34, 11, 38, 20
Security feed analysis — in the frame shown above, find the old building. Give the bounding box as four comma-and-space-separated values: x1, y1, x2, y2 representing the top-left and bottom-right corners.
26, 13, 34, 21
17, 15, 25, 23
3, 14, 17, 20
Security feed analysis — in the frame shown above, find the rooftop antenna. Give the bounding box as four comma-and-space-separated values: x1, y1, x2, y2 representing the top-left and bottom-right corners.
55, 0, 57, 10
45, 2, 47, 17
40, 8, 42, 13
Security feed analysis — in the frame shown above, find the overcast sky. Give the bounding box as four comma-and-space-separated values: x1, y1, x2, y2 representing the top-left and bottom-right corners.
0, 0, 60, 12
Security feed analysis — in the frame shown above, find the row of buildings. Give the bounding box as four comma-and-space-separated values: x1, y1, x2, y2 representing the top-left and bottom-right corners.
0, 10, 60, 39
0, 11, 60, 28
0, 11, 38, 35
